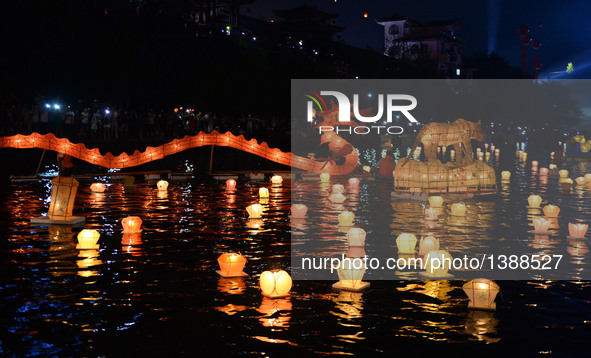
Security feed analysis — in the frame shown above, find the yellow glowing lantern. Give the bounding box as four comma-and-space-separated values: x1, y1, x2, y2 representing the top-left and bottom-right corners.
157, 180, 169, 191
76, 229, 100, 249
522, 152, 528, 161
543, 205, 560, 218
568, 223, 588, 239
260, 270, 292, 298
328, 193, 347, 203
90, 182, 106, 193
501, 171, 511, 181
271, 175, 283, 185
532, 217, 551, 233
450, 149, 456, 159
425, 207, 438, 221
333, 258, 370, 292
419, 236, 440, 256
121, 216, 142, 233
338, 211, 355, 226
527, 194, 542, 208
396, 233, 417, 254
463, 279, 500, 310
576, 177, 586, 186
259, 187, 269, 199
539, 167, 549, 176
217, 253, 248, 278
421, 250, 453, 279
362, 165, 371, 173
428, 196, 443, 208
226, 179, 237, 191
347, 228, 366, 247
451, 203, 467, 216
348, 177, 360, 188
48, 176, 79, 220
246, 204, 264, 219
332, 184, 345, 194
291, 204, 307, 218
320, 173, 330, 183
559, 169, 569, 179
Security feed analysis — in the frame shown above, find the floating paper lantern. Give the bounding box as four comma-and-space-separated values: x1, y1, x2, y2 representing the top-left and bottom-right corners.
531, 160, 539, 168
568, 223, 588, 239
246, 204, 264, 219
522, 152, 528, 162
585, 174, 591, 183
543, 205, 560, 218
320, 173, 330, 183
333, 258, 369, 292
90, 182, 106, 193
346, 228, 366, 247
332, 184, 345, 194
463, 279, 500, 310
226, 179, 237, 191
539, 167, 549, 176
260, 270, 292, 298
428, 196, 443, 208
451, 203, 467, 216
157, 180, 169, 191
576, 177, 586, 186
348, 178, 360, 188
396, 233, 417, 254
549, 164, 557, 170
291, 204, 307, 218
494, 148, 499, 154
501, 171, 511, 181
259, 187, 269, 199
362, 165, 371, 173
271, 175, 283, 185
421, 250, 453, 279
121, 216, 142, 233
559, 169, 569, 179
217, 253, 248, 277
425, 207, 438, 221
528, 195, 542, 208
338, 211, 355, 226
532, 217, 551, 233
328, 193, 347, 203
419, 236, 440, 256
77, 229, 100, 249
450, 149, 456, 159
48, 177, 79, 220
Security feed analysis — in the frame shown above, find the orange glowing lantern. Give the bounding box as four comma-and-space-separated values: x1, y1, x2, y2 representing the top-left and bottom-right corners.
428, 196, 443, 208
90, 182, 106, 193
451, 203, 467, 216
568, 223, 588, 239
543, 205, 560, 218
328, 193, 347, 203
531, 160, 539, 168
346, 227, 366, 247
419, 236, 440, 256
425, 207, 438, 221
421, 250, 453, 279
463, 279, 500, 310
527, 194, 542, 208
559, 169, 569, 179
320, 173, 330, 183
501, 171, 511, 181
576, 177, 586, 186
338, 211, 355, 226
585, 174, 591, 183
332, 184, 345, 194
271, 175, 283, 185
121, 216, 142, 233
260, 270, 292, 298
259, 187, 269, 199
348, 178, 360, 188
226, 179, 237, 191
157, 180, 169, 191
396, 233, 417, 254
333, 258, 370, 292
539, 167, 549, 176
532, 217, 551, 233
217, 253, 248, 278
48, 176, 79, 220
77, 229, 100, 249
246, 204, 264, 219
291, 204, 308, 218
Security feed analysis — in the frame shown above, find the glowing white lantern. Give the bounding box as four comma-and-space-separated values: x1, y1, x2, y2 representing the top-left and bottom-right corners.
328, 193, 347, 203
260, 270, 292, 298
528, 194, 542, 208
320, 173, 330, 183
532, 217, 551, 233
421, 250, 453, 279
332, 184, 345, 194
338, 211, 355, 226
348, 178, 360, 188
463, 279, 500, 310
333, 258, 369, 292
451, 203, 467, 216
246, 204, 264, 219
396, 233, 417, 254
346, 228, 366, 247
428, 196, 443, 208
90, 182, 106, 193
271, 175, 283, 185
157, 180, 169, 191
543, 205, 560, 218
217, 253, 248, 278
259, 187, 269, 198
226, 179, 237, 191
425, 207, 438, 221
77, 229, 100, 249
291, 204, 307, 218
568, 223, 588, 239
419, 236, 440, 256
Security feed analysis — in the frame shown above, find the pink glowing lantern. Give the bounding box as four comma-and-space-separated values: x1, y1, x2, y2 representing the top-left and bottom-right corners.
531, 160, 538, 168
90, 182, 106, 193
543, 205, 560, 218
346, 228, 366, 247
419, 236, 440, 256
121, 216, 142, 233
539, 167, 549, 176
568, 223, 588, 239
425, 207, 438, 221
532, 217, 551, 233
291, 204, 308, 218
226, 179, 237, 191
348, 178, 360, 188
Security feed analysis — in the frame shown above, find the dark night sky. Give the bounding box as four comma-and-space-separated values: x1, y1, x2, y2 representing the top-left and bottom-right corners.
245, 0, 591, 79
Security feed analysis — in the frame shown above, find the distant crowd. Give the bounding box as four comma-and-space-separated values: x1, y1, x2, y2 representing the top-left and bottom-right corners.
0, 96, 289, 148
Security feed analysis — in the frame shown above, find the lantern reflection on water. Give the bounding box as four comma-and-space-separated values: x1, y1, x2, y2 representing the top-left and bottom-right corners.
425, 207, 438, 221
260, 270, 292, 298
328, 193, 347, 203
217, 253, 248, 278
258, 297, 292, 328
90, 182, 106, 193
463, 279, 500, 310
